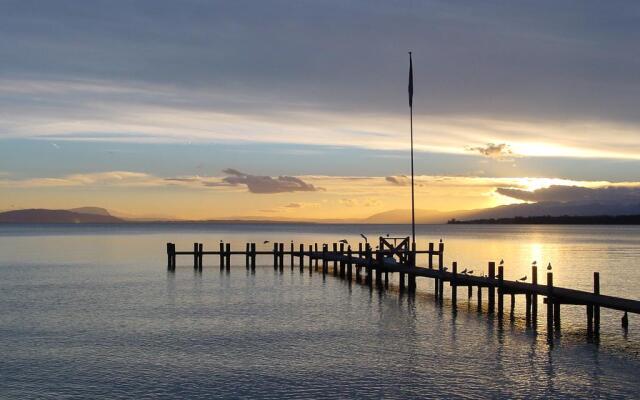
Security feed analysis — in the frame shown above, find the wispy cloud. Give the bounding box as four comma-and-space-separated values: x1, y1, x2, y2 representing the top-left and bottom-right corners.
465, 143, 517, 161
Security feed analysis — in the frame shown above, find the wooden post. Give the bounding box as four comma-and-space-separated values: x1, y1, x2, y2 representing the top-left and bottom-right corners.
198, 243, 203, 269
498, 266, 504, 319
279, 243, 284, 271
477, 286, 482, 312
451, 261, 458, 309
428, 242, 434, 269
167, 243, 173, 269
322, 244, 328, 276
225, 243, 231, 271
488, 262, 495, 314
193, 242, 198, 269
594, 272, 600, 337
251, 243, 256, 271
308, 244, 313, 274
299, 243, 304, 272
332, 243, 338, 276
366, 245, 373, 288
547, 272, 554, 337
468, 285, 473, 299
273, 242, 278, 270
437, 242, 444, 300
219, 242, 225, 270
246, 243, 250, 270
347, 246, 353, 281
408, 242, 417, 293
314, 243, 319, 270
532, 265, 538, 326
290, 241, 294, 269
339, 243, 345, 278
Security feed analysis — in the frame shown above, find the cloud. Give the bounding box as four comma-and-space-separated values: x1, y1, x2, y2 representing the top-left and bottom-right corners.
466, 143, 516, 161
284, 203, 302, 208
221, 169, 321, 194
386, 175, 410, 186
496, 185, 640, 204
339, 198, 382, 208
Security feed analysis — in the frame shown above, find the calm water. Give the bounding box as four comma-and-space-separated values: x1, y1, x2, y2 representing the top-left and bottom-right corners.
1, 223, 639, 399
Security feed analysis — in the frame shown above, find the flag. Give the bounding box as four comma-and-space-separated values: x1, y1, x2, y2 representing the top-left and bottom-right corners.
408, 52, 413, 108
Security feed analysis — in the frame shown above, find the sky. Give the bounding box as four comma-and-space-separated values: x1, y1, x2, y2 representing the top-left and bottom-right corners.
1, 0, 639, 220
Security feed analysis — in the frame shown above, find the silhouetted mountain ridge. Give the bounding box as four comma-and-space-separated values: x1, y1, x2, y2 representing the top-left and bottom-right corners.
0, 209, 123, 223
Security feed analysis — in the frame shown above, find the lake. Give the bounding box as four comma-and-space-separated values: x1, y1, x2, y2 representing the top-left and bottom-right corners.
1, 223, 639, 398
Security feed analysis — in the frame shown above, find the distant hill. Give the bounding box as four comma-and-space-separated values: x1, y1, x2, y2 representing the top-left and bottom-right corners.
68, 207, 112, 217
0, 209, 124, 223
364, 201, 640, 224
448, 215, 640, 225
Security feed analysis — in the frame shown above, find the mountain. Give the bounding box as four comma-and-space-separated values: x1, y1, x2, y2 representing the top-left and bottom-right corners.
364, 201, 640, 224
364, 209, 474, 224
0, 209, 124, 223
68, 207, 112, 217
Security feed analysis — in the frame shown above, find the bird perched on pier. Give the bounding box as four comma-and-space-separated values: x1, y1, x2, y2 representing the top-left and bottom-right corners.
547, 262, 552, 270
518, 275, 527, 282
339, 239, 348, 244
499, 259, 504, 265
461, 268, 468, 274
467, 270, 474, 274
263, 240, 270, 244
360, 233, 368, 243
439, 238, 443, 243
532, 261, 537, 266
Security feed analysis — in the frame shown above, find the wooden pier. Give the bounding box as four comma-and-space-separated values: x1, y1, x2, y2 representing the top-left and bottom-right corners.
166, 236, 638, 343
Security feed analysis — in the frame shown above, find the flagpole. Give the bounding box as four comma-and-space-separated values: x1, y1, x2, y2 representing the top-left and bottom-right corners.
409, 52, 416, 251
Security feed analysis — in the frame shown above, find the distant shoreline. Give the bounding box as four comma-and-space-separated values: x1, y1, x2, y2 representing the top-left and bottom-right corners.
447, 215, 640, 225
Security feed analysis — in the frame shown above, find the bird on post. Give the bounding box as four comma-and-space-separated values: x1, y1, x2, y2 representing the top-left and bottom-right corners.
339, 239, 348, 244
499, 259, 504, 265
461, 268, 468, 274
263, 240, 270, 244
518, 275, 527, 282
547, 262, 552, 271
467, 270, 474, 274
532, 261, 537, 266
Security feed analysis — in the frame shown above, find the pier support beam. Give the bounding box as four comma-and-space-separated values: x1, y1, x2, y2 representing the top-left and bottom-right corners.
299, 243, 304, 272
250, 243, 256, 271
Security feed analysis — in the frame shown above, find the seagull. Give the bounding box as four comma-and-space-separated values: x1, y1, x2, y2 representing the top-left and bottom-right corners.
439, 238, 443, 243
263, 240, 270, 244
518, 275, 527, 282
499, 259, 504, 265
339, 239, 348, 244
532, 261, 537, 266
461, 268, 468, 274
386, 233, 390, 237
547, 262, 552, 271
467, 270, 474, 274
